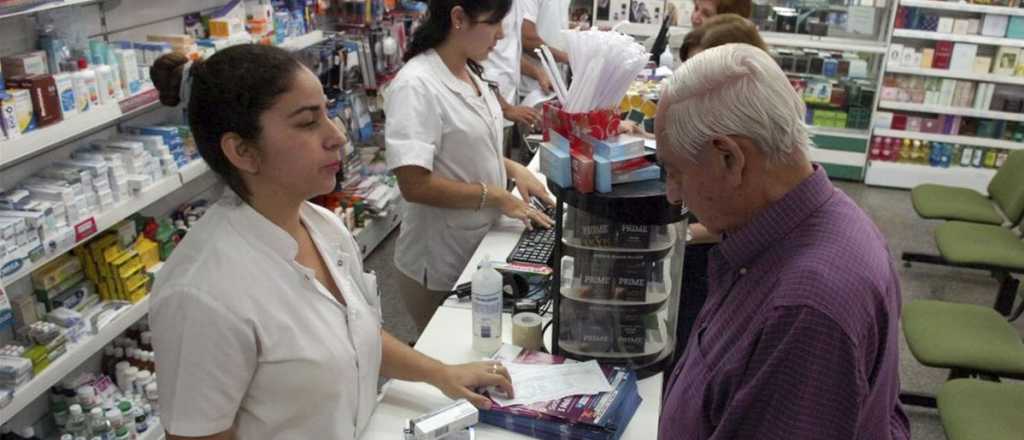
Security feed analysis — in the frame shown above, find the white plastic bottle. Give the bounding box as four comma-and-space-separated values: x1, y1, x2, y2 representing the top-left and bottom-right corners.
659, 49, 674, 69
471, 256, 503, 354
66, 404, 89, 437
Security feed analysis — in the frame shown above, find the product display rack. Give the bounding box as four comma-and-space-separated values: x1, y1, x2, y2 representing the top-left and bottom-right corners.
548, 177, 688, 379
0, 1, 338, 429
0, 296, 152, 423
615, 12, 893, 181
865, 0, 1024, 191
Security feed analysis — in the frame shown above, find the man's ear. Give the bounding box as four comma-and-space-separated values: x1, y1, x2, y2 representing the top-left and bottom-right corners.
221, 132, 260, 175
710, 135, 745, 188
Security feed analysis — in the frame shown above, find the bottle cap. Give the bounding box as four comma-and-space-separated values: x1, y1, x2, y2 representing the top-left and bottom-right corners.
70, 404, 83, 415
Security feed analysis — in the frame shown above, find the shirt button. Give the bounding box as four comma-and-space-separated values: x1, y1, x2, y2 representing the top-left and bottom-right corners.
739, 267, 748, 275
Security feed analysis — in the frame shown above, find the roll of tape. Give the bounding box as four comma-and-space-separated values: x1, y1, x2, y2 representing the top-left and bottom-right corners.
512, 312, 544, 351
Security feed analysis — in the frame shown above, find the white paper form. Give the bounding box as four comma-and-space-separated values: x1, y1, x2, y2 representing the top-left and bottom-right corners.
492, 360, 613, 407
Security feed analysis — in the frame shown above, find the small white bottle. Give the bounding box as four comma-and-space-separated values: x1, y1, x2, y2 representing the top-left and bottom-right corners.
95, 65, 117, 104
471, 256, 503, 354
660, 49, 675, 69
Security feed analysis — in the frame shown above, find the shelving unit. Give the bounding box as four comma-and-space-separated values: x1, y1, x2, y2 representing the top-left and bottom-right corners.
1, 161, 212, 284
892, 28, 1024, 48
898, 0, 1024, 17
0, 296, 152, 422
878, 101, 1024, 122
0, 0, 101, 20
864, 160, 995, 193
278, 30, 328, 51
885, 66, 1024, 86
874, 128, 1024, 150
0, 90, 161, 168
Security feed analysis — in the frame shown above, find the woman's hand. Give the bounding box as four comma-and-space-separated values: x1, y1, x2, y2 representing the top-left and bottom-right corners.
618, 120, 642, 135
429, 361, 514, 410
503, 105, 542, 127
507, 161, 554, 208
495, 190, 554, 230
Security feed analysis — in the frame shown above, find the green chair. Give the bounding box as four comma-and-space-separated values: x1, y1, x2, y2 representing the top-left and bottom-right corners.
938, 379, 1024, 440
900, 299, 1024, 408
911, 149, 1024, 226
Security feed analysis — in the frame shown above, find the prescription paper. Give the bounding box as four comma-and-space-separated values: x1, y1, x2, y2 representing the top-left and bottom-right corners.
492, 360, 613, 407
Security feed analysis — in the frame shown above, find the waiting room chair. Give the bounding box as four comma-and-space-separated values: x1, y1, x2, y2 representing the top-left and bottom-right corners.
937, 379, 1024, 440
900, 298, 1024, 407
911, 149, 1024, 226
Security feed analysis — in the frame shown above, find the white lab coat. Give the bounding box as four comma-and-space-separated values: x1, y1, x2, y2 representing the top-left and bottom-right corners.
481, 0, 526, 105
520, 0, 572, 100
384, 49, 507, 291
151, 191, 382, 440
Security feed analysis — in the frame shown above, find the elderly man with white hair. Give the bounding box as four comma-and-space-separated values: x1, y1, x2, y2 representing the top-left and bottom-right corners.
655, 43, 910, 439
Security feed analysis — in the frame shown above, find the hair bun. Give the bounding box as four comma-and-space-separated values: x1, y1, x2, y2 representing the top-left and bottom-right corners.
151, 53, 190, 107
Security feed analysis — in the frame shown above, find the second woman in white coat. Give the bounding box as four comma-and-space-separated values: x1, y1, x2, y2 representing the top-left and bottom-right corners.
385, 0, 554, 333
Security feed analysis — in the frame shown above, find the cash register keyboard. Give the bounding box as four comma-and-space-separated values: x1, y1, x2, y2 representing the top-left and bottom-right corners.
507, 199, 557, 266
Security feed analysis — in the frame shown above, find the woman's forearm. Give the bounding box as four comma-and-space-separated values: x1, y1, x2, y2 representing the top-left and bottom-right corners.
393, 166, 509, 210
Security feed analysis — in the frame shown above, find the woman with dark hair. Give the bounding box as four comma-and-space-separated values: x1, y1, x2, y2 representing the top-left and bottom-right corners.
385, 0, 554, 333
149, 44, 513, 440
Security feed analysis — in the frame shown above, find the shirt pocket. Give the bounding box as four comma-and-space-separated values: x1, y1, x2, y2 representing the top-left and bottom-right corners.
359, 271, 383, 324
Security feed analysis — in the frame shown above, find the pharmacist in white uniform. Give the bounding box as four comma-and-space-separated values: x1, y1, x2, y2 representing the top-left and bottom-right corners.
386, 0, 554, 333
148, 44, 513, 440
520, 0, 572, 98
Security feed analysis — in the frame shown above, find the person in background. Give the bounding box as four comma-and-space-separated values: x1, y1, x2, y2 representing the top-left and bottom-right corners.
690, 0, 752, 28
481, 0, 551, 129
519, 0, 572, 100
149, 44, 514, 440
385, 0, 554, 334
655, 43, 909, 439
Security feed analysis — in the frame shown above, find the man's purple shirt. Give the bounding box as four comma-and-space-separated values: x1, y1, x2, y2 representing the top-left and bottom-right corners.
658, 166, 910, 440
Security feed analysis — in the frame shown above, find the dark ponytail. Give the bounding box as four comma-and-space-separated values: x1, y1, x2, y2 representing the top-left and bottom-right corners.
151, 45, 304, 202
403, 0, 512, 76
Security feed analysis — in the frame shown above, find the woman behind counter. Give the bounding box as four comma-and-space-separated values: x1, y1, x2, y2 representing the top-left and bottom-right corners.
385, 0, 555, 333
149, 44, 513, 440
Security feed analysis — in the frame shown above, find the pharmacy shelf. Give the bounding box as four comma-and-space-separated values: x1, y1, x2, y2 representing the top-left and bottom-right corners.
878, 101, 1024, 122
899, 0, 1024, 17
139, 421, 165, 440
864, 160, 996, 193
279, 30, 327, 51
0, 91, 161, 169
808, 125, 873, 139
809, 146, 868, 167
0, 0, 100, 20
885, 65, 1024, 87
352, 198, 403, 260
0, 296, 151, 424
614, 22, 888, 53
892, 28, 1024, 48
1, 164, 212, 285
875, 128, 1024, 150
177, 159, 210, 185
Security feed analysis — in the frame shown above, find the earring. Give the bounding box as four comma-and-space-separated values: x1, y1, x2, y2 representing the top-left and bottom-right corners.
456, 25, 461, 30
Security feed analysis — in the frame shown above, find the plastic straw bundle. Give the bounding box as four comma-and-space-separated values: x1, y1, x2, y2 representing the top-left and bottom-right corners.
538, 30, 649, 113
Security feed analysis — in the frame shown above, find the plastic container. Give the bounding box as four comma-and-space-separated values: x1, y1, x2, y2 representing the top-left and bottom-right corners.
471, 256, 503, 354
550, 177, 688, 378
88, 407, 113, 440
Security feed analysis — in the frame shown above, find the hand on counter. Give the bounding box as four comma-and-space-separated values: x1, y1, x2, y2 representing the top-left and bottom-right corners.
428, 361, 514, 410
503, 105, 542, 127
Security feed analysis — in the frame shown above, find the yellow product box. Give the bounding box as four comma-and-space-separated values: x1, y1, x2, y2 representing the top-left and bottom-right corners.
116, 261, 144, 298
133, 236, 160, 269
88, 234, 118, 265
4, 89, 36, 135
101, 245, 127, 279
128, 285, 148, 304
31, 254, 83, 291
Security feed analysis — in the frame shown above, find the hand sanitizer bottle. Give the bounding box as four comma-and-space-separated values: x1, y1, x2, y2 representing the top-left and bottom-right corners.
472, 256, 504, 354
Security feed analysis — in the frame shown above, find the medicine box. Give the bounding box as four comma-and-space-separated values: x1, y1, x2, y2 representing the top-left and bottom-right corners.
539, 143, 572, 188
11, 75, 63, 128
31, 254, 82, 291
1, 52, 48, 77
1008, 16, 1024, 39
581, 135, 646, 161
5, 89, 36, 134
52, 73, 76, 119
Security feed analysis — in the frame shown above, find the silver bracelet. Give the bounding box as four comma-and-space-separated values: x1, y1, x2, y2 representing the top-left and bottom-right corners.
477, 183, 488, 211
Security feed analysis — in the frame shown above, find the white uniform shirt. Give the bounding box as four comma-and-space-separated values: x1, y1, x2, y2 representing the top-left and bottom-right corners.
481, 0, 525, 105
151, 191, 382, 440
519, 0, 571, 99
384, 49, 506, 291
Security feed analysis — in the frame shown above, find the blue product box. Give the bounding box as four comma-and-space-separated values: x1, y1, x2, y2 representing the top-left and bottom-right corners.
594, 155, 613, 193
582, 134, 647, 161
1008, 16, 1024, 39
613, 163, 662, 185
539, 143, 572, 188
549, 129, 571, 152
